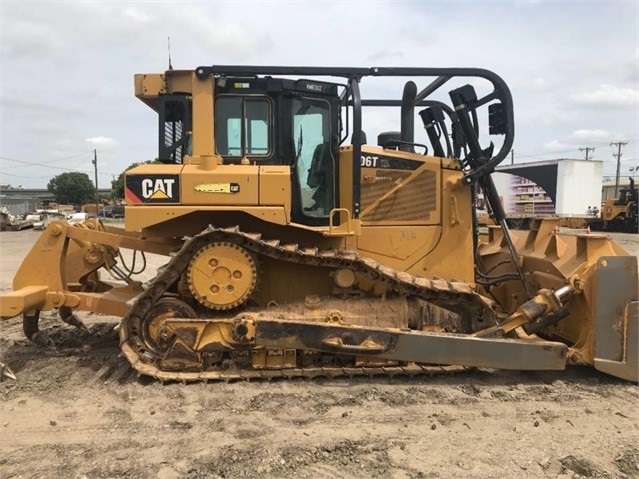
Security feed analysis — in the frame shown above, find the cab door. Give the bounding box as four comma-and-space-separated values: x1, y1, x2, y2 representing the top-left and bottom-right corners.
290, 95, 339, 226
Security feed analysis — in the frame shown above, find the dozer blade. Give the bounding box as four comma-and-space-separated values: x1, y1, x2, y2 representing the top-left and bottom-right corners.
482, 221, 639, 382
594, 256, 639, 382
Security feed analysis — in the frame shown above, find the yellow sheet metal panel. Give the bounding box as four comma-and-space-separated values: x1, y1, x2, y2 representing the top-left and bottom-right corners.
338, 148, 354, 213
134, 73, 166, 99
357, 225, 442, 262
165, 69, 196, 95
124, 206, 289, 232
259, 165, 291, 209
180, 164, 259, 205
191, 73, 214, 156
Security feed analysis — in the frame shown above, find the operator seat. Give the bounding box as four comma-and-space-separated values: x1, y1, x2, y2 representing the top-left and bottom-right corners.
306, 142, 334, 215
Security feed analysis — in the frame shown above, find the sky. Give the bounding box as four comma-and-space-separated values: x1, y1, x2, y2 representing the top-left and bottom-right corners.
0, 0, 637, 189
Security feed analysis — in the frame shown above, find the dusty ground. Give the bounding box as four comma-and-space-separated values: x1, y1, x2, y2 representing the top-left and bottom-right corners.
0, 227, 637, 479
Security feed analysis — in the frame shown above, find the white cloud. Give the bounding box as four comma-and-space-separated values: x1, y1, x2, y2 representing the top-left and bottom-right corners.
0, 19, 65, 58
543, 140, 574, 152
530, 77, 549, 88
85, 137, 118, 151
570, 129, 612, 142
1, 1, 637, 187
122, 7, 152, 23
366, 50, 406, 63
571, 84, 639, 109
541, 129, 628, 158
170, 8, 271, 61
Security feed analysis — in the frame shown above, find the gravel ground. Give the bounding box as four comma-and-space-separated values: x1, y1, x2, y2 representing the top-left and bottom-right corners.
0, 227, 637, 479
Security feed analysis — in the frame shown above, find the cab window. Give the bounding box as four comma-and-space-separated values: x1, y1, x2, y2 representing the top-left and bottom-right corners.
215, 96, 271, 158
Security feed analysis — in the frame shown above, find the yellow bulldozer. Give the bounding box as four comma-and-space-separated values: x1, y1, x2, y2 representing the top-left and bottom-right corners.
0, 65, 636, 382
596, 177, 638, 233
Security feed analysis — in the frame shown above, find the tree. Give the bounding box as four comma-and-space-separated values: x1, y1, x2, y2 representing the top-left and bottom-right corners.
47, 172, 95, 206
111, 159, 160, 199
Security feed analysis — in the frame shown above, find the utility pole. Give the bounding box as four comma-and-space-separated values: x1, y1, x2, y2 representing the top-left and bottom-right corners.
579, 147, 595, 161
610, 142, 627, 197
92, 149, 99, 215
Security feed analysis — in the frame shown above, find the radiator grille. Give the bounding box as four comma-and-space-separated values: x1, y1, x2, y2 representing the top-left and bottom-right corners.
361, 169, 437, 222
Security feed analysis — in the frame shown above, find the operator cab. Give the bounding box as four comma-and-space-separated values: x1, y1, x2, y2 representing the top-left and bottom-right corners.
214, 77, 341, 224
159, 76, 342, 226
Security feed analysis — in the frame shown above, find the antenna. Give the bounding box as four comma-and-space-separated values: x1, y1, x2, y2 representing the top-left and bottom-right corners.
168, 36, 173, 70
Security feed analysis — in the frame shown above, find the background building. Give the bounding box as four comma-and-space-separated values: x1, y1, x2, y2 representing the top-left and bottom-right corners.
0, 185, 111, 216
493, 159, 604, 217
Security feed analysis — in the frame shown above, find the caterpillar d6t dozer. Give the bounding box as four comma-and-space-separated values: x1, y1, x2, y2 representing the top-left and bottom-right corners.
0, 66, 637, 382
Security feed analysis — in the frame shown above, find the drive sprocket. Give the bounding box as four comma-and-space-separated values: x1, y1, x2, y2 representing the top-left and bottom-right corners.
186, 241, 257, 310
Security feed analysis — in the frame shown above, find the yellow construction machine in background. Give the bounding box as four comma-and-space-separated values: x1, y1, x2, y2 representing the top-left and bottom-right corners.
595, 178, 638, 232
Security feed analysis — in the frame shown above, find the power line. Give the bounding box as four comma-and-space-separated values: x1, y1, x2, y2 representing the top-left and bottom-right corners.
515, 148, 580, 160
0, 152, 93, 167
0, 155, 93, 173
0, 172, 54, 179
0, 155, 117, 178
516, 138, 638, 161
29, 151, 92, 165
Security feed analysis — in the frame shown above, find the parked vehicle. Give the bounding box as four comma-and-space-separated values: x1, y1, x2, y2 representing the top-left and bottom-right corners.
33, 212, 67, 230
98, 205, 125, 218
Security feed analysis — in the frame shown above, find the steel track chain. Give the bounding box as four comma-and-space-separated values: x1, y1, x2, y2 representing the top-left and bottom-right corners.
119, 226, 496, 382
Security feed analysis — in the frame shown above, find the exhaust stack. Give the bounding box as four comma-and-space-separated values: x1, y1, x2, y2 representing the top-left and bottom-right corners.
400, 81, 417, 152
